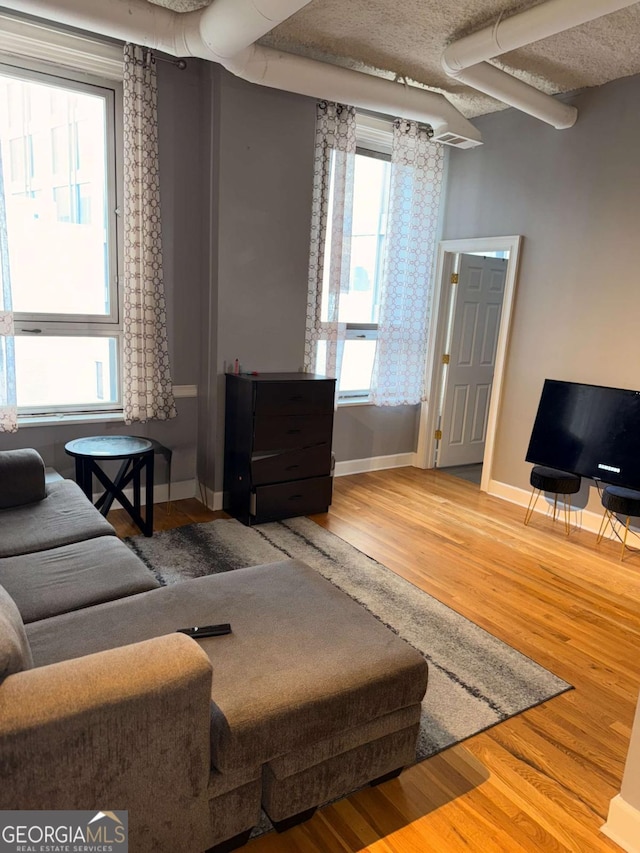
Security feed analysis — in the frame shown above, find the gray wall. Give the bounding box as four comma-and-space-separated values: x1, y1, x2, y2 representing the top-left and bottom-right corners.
158, 59, 210, 393
207, 70, 316, 491
0, 59, 211, 486
214, 70, 314, 376
442, 73, 640, 512
333, 405, 419, 462
196, 64, 217, 497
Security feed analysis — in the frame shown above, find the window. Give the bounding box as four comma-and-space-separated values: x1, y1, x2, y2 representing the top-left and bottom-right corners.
309, 109, 444, 409
0, 61, 121, 416
326, 118, 393, 402
341, 151, 390, 400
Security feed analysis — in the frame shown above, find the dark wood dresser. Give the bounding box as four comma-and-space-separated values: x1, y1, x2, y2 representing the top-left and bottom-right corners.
224, 372, 336, 525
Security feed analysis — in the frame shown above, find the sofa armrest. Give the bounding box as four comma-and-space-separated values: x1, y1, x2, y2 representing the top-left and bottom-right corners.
0, 449, 46, 509
0, 633, 215, 852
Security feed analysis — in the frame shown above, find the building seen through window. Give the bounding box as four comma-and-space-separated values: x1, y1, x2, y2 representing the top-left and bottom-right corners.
0, 65, 120, 414
325, 148, 391, 400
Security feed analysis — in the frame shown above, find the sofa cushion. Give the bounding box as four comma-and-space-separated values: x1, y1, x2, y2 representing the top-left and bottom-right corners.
0, 449, 46, 510
0, 537, 161, 623
26, 560, 428, 773
0, 480, 115, 558
0, 583, 33, 680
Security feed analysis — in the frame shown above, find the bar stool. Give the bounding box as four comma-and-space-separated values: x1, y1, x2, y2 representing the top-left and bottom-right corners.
596, 485, 640, 560
524, 466, 581, 533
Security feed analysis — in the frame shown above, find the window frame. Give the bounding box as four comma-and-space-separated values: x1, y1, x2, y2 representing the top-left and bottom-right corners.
337, 117, 393, 405
0, 54, 124, 417
340, 324, 379, 402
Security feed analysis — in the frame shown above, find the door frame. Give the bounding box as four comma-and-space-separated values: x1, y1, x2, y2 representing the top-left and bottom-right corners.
416, 235, 523, 493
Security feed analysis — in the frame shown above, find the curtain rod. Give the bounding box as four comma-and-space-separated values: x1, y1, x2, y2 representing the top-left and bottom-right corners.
154, 54, 187, 70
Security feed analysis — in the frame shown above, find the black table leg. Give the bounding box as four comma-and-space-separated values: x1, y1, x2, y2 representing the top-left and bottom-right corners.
133, 459, 141, 515
96, 459, 130, 515
74, 457, 89, 500
89, 452, 154, 536
144, 452, 154, 537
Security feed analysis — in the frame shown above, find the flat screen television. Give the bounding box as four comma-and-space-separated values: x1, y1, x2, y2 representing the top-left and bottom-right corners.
526, 379, 640, 489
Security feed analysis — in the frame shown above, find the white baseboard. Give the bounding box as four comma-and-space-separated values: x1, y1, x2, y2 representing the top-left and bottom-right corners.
334, 452, 417, 477
487, 479, 624, 539
93, 478, 197, 509
602, 795, 640, 853
197, 482, 224, 512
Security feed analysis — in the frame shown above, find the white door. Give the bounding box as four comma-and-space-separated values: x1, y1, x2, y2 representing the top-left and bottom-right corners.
437, 254, 508, 468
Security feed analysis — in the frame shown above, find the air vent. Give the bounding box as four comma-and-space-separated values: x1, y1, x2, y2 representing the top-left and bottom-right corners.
432, 131, 483, 149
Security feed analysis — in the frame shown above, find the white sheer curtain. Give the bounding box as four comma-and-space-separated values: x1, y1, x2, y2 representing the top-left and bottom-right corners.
122, 44, 177, 424
304, 101, 356, 380
0, 144, 17, 433
370, 120, 445, 406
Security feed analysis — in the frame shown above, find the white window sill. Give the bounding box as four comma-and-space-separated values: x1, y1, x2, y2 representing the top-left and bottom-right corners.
16, 385, 196, 427
337, 398, 374, 408
18, 412, 125, 428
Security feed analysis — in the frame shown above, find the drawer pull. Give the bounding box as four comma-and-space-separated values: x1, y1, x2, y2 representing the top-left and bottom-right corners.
289, 395, 303, 401
285, 464, 299, 470
289, 494, 303, 500
287, 428, 302, 434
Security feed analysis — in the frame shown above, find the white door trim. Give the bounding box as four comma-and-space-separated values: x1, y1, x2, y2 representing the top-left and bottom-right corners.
416, 235, 523, 494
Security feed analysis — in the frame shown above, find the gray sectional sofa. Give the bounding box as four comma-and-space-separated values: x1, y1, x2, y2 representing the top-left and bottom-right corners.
0, 448, 429, 852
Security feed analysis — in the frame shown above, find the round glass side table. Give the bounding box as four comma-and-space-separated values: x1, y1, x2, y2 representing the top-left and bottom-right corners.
65, 435, 155, 537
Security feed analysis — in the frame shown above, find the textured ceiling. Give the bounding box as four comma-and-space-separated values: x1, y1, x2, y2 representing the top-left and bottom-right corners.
149, 0, 640, 118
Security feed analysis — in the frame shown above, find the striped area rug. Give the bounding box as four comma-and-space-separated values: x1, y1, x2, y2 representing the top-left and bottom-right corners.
126, 516, 571, 761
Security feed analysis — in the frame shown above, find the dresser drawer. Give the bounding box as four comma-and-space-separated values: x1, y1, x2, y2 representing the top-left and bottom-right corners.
251, 476, 333, 523
253, 414, 333, 452
254, 380, 335, 416
251, 446, 331, 486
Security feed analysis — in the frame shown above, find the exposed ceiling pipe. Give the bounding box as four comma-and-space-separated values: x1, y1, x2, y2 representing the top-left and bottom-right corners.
0, 0, 313, 59
178, 0, 315, 60
0, 0, 482, 146
451, 62, 577, 129
442, 0, 640, 129
443, 0, 640, 72
225, 44, 482, 144
445, 62, 578, 129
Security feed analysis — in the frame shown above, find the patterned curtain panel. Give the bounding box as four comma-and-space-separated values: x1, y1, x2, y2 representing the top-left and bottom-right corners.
0, 145, 17, 433
122, 44, 176, 424
304, 101, 356, 381
370, 120, 445, 407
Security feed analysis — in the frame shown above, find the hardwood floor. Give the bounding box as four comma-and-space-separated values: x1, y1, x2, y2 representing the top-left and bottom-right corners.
108, 496, 225, 537
111, 468, 640, 852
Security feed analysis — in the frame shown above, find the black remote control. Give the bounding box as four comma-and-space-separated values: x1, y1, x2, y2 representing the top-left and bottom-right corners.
177, 623, 232, 638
